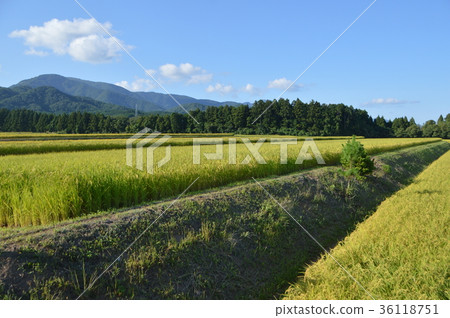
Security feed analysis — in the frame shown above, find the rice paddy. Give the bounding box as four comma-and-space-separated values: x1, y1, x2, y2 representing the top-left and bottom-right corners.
1, 141, 448, 300
283, 148, 450, 300
0, 134, 362, 156
0, 135, 440, 227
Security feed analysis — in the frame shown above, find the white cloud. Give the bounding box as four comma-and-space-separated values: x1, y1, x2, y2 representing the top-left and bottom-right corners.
188, 73, 214, 84
159, 63, 212, 84
206, 82, 261, 96
115, 78, 155, 92
25, 48, 48, 56
267, 77, 303, 92
116, 64, 211, 93
362, 98, 419, 106
9, 18, 129, 63
144, 69, 157, 77
242, 83, 259, 95
67, 34, 123, 63
206, 83, 234, 95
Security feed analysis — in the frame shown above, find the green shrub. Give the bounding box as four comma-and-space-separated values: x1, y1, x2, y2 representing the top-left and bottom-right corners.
340, 135, 374, 177
382, 164, 392, 173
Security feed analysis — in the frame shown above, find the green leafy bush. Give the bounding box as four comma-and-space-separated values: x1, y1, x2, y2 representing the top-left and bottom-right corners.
340, 135, 374, 177
382, 164, 392, 173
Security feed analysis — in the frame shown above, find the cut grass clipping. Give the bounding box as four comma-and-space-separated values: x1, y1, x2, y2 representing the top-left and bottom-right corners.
284, 149, 450, 300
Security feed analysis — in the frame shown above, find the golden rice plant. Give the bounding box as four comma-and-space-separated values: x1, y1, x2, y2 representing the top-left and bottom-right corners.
0, 137, 440, 227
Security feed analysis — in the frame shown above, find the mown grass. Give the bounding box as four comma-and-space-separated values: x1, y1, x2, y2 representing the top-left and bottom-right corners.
0, 138, 440, 227
0, 141, 448, 300
284, 149, 450, 300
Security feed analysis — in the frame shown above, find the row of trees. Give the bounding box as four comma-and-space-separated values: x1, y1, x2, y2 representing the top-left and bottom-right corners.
0, 109, 129, 134
0, 99, 449, 138
387, 115, 449, 138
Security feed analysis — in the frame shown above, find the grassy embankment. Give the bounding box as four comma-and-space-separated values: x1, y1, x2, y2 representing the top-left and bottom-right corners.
0, 138, 440, 227
284, 147, 450, 300
0, 141, 448, 299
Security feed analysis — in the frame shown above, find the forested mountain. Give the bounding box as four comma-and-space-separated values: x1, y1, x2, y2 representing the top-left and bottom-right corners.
0, 86, 136, 116
1, 98, 449, 138
0, 87, 18, 100
13, 74, 247, 112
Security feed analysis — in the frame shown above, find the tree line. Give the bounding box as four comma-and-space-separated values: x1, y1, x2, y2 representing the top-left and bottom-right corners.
0, 99, 449, 138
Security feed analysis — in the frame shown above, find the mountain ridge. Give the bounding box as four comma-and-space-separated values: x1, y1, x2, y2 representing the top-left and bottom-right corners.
12, 74, 250, 113
0, 86, 138, 116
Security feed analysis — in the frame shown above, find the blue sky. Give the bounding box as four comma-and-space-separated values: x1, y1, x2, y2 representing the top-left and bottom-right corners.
0, 0, 449, 123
